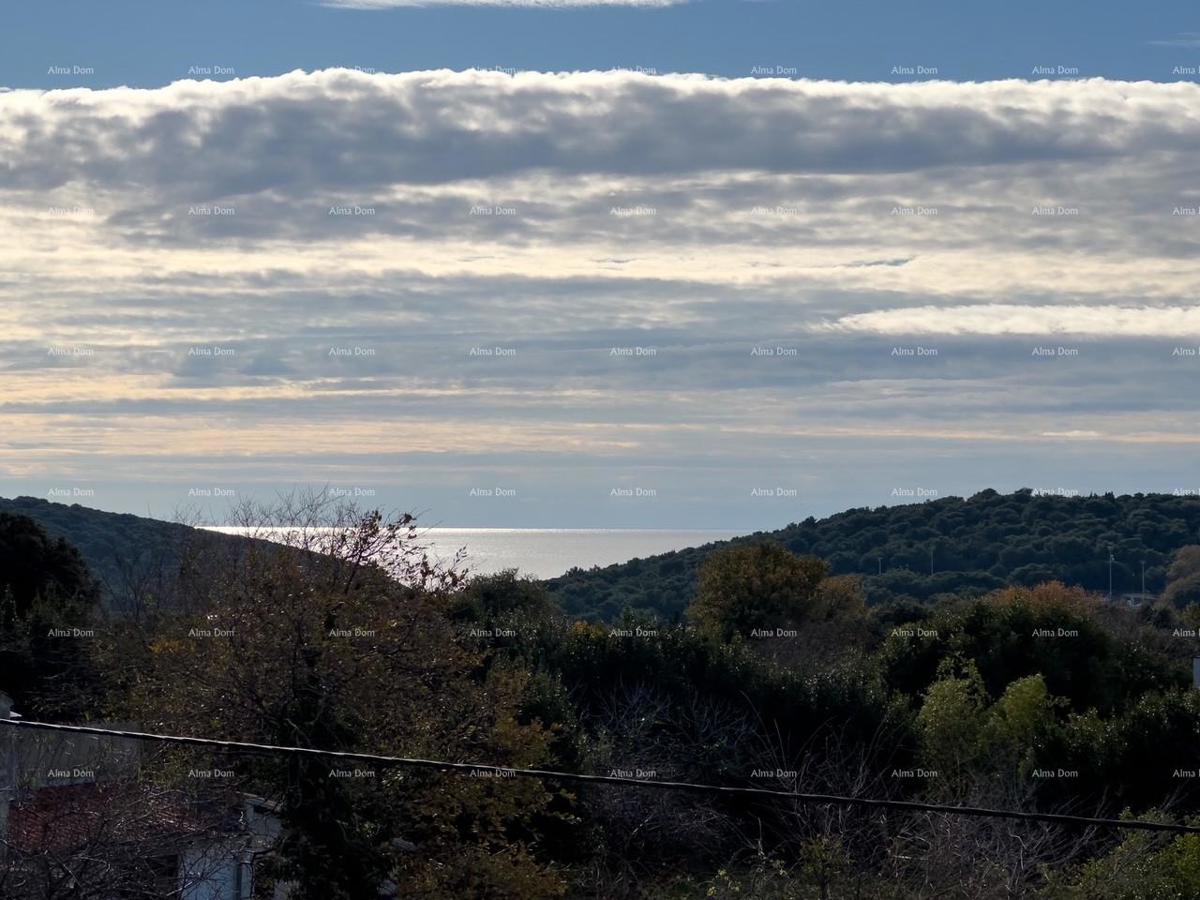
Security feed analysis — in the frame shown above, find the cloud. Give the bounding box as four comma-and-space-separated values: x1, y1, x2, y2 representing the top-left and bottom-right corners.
828, 305, 1200, 337
5, 70, 1200, 195
5, 71, 1199, 307
1148, 32, 1200, 48
2, 70, 1199, 518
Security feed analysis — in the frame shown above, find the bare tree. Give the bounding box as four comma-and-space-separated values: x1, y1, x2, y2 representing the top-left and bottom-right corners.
0, 774, 244, 899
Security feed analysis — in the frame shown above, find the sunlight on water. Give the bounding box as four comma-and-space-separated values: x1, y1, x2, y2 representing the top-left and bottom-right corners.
203, 527, 741, 579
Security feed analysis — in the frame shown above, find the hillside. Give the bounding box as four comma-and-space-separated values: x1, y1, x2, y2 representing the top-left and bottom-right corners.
0, 496, 249, 608
546, 489, 1200, 622
11, 490, 1200, 624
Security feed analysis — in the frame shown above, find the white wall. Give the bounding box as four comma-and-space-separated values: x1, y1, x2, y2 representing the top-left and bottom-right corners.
180, 843, 243, 900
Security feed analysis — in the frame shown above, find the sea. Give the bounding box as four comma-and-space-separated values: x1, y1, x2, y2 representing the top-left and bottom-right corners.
205, 527, 741, 580
421, 529, 741, 579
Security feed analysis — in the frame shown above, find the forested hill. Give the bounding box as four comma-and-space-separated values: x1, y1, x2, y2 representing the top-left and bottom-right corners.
546, 489, 1200, 622
0, 496, 245, 607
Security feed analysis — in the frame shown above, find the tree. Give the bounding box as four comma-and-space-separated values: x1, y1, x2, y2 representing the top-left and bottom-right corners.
98, 493, 566, 899
1164, 545, 1200, 608
916, 660, 989, 789
0, 514, 96, 617
0, 513, 101, 719
447, 568, 556, 626
1041, 824, 1200, 899
689, 543, 829, 641
0, 776, 238, 900
979, 674, 1062, 778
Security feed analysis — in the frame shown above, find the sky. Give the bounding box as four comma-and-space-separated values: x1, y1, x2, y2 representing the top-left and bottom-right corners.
5, 1, 1200, 86
2, 2, 1199, 529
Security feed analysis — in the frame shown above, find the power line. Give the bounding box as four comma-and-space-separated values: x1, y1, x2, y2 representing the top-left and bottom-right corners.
4, 718, 1198, 836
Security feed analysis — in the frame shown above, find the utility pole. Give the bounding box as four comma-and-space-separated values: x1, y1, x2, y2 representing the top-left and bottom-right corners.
1107, 547, 1114, 602
877, 557, 882, 576
1141, 559, 1146, 597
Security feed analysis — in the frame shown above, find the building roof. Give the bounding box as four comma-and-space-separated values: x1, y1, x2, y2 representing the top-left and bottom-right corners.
8, 781, 243, 856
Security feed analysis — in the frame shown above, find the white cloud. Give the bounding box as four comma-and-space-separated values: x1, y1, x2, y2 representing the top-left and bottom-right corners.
1148, 32, 1200, 48
3, 70, 1199, 504
5, 70, 1199, 193
827, 305, 1200, 337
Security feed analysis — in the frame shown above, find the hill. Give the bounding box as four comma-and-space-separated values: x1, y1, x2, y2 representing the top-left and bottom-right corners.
0, 496, 249, 609
545, 489, 1200, 621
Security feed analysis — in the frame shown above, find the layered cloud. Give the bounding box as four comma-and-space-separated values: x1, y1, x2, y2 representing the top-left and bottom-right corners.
2, 70, 1198, 521
830, 305, 1200, 337
6, 70, 1200, 187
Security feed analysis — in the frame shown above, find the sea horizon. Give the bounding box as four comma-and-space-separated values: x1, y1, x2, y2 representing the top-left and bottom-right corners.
204, 526, 744, 580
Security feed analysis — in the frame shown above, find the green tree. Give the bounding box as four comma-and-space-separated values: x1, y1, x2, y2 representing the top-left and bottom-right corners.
915, 660, 989, 787
448, 568, 556, 626
979, 674, 1062, 777
1042, 825, 1200, 899
689, 543, 829, 641
0, 512, 101, 718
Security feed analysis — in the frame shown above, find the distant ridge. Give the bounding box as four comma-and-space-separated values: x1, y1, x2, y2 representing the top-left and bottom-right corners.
0, 496, 248, 607
9, 491, 1200, 623
545, 489, 1200, 622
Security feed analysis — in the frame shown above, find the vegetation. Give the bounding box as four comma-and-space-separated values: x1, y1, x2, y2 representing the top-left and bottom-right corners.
3, 493, 1200, 897
0, 495, 255, 612
547, 489, 1200, 621
0, 512, 101, 718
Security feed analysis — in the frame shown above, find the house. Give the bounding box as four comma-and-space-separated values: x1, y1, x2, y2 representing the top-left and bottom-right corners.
6, 780, 280, 899
0, 692, 281, 899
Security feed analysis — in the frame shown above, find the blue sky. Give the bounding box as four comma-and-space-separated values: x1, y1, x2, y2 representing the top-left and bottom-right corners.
4, 0, 1200, 88
2, 5, 1200, 531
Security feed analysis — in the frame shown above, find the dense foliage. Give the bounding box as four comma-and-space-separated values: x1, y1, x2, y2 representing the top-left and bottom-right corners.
0, 512, 101, 718
4, 496, 1200, 898
0, 495, 253, 610
547, 489, 1200, 621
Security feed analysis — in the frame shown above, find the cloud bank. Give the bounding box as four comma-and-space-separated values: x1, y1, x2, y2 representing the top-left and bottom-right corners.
831, 305, 1200, 337
2, 70, 1198, 521
6, 70, 1200, 189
